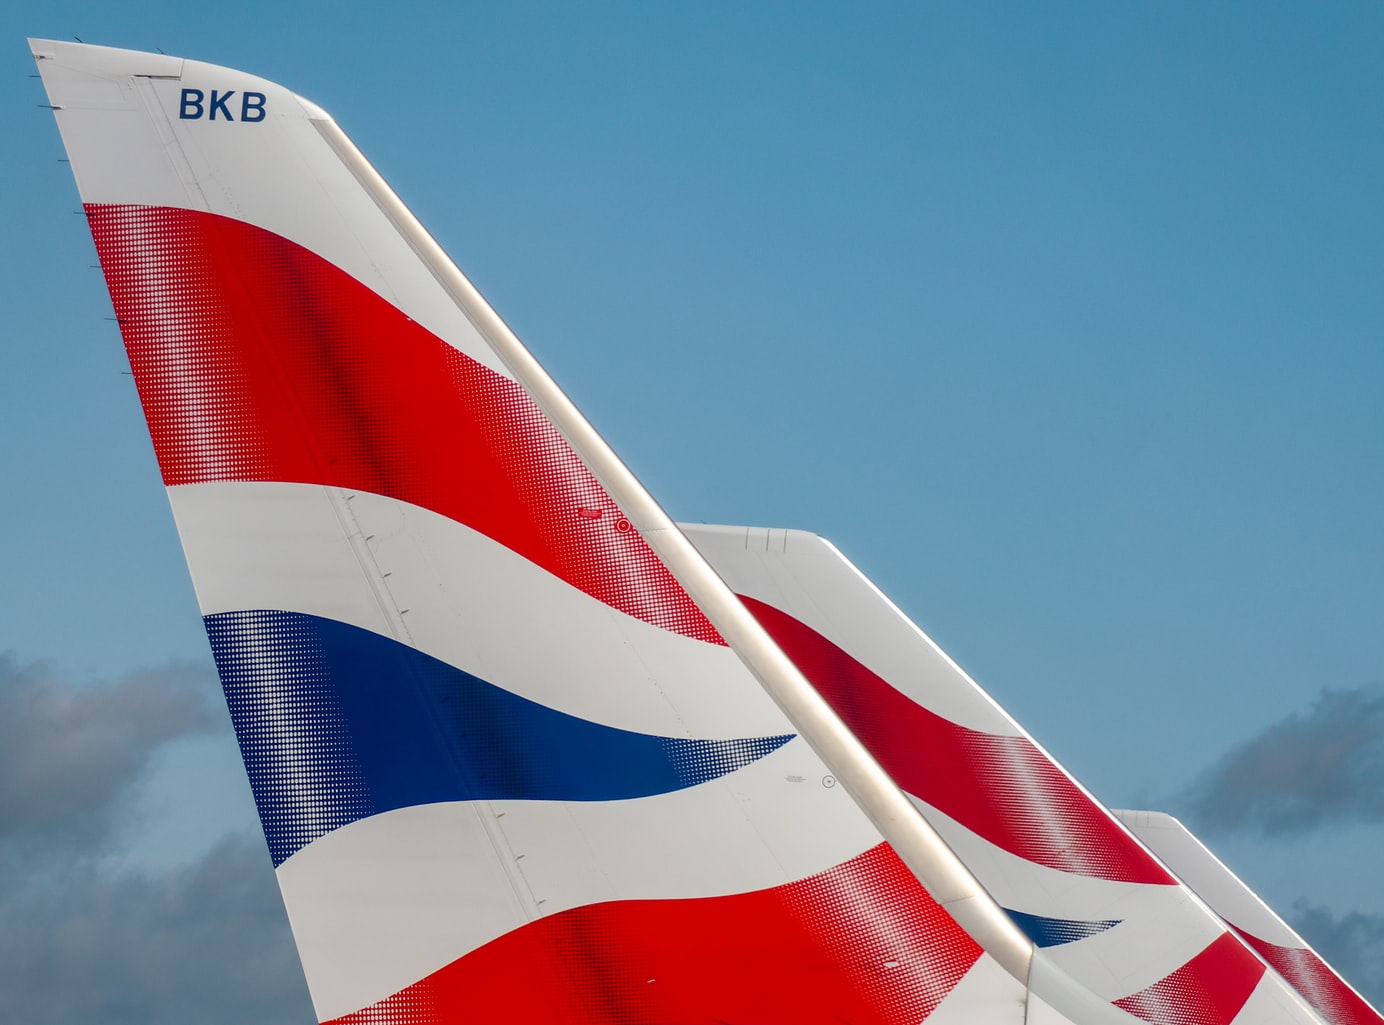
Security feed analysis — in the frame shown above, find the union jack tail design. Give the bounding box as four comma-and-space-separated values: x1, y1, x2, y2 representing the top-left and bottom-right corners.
34, 36, 1356, 1025
34, 38, 1028, 1025
682, 524, 1352, 1025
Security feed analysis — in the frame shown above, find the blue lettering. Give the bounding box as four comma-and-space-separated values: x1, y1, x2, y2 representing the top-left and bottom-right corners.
179, 88, 204, 120
241, 92, 267, 123
208, 89, 236, 121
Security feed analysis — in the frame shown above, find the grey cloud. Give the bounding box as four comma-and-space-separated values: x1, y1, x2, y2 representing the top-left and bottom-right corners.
0, 833, 313, 1025
1289, 901, 1384, 1009
0, 654, 220, 854
1178, 686, 1384, 837
0, 653, 314, 1024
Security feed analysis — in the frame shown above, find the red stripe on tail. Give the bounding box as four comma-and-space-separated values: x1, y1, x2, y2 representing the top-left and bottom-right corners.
742, 595, 1175, 884
1233, 926, 1384, 1025
327, 842, 981, 1025
1114, 932, 1265, 1025
87, 204, 722, 645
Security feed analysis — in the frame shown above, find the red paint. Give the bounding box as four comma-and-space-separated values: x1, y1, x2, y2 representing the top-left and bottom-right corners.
326, 843, 982, 1025
1233, 926, 1383, 1025
86, 204, 721, 645
741, 596, 1175, 884
1114, 933, 1265, 1025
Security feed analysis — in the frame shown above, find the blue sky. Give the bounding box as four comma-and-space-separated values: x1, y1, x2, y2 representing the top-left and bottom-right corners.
3, 3, 1384, 1020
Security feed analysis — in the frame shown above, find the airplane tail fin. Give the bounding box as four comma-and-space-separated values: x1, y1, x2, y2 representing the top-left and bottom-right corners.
35, 39, 1043, 1025
1117, 811, 1384, 1025
39, 36, 1338, 1025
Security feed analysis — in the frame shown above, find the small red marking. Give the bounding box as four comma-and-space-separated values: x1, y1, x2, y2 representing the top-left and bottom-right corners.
577, 507, 603, 519
615, 518, 633, 533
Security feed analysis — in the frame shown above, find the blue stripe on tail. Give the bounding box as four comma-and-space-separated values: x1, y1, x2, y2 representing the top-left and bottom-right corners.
1003, 908, 1121, 947
205, 610, 793, 865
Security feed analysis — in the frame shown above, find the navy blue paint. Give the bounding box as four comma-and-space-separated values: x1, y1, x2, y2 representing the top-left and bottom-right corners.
177, 88, 267, 122
240, 92, 266, 122
207, 89, 235, 121
205, 610, 793, 865
179, 88, 203, 119
1003, 908, 1121, 947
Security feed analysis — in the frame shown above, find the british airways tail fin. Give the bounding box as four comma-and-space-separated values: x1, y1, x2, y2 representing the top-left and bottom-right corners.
32, 38, 1065, 1025
682, 524, 1332, 1025
1117, 811, 1383, 1025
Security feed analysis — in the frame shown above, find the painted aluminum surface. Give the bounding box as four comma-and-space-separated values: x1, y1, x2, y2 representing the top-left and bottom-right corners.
683, 523, 1330, 1025
35, 38, 1043, 1025
1119, 811, 1384, 1025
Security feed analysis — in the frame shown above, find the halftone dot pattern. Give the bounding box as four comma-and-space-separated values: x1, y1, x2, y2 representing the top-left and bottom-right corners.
205, 609, 372, 866
339, 979, 440, 1025
85, 203, 722, 645
437, 344, 720, 644
1002, 908, 1121, 948
1114, 933, 1266, 1025
325, 843, 982, 1025
400, 617, 794, 800
205, 609, 793, 863
657, 735, 790, 788
1232, 926, 1384, 1025
780, 841, 983, 1023
741, 595, 1176, 884
87, 204, 270, 482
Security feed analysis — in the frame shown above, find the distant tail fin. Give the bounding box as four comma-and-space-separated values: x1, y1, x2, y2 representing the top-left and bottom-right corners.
1117, 811, 1383, 1025
683, 523, 1332, 1025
